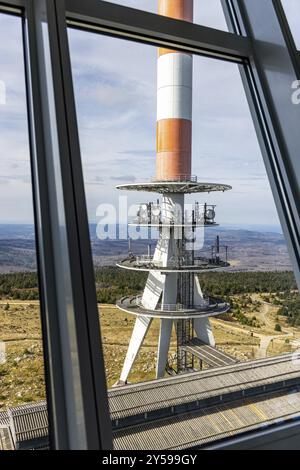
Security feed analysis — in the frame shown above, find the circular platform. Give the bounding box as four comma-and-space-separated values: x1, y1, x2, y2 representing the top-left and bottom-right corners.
117, 257, 230, 273
116, 181, 232, 194
117, 295, 230, 320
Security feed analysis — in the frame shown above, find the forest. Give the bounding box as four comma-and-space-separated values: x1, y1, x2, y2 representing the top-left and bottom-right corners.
275, 291, 300, 327
198, 271, 297, 296
0, 268, 299, 325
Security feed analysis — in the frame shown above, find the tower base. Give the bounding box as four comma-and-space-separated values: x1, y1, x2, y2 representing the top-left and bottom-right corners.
119, 314, 217, 383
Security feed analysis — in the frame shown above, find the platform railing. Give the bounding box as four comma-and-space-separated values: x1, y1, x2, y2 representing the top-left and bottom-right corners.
152, 175, 198, 183
130, 253, 229, 269
136, 298, 211, 312
135, 255, 163, 267
156, 299, 211, 312
134, 203, 217, 226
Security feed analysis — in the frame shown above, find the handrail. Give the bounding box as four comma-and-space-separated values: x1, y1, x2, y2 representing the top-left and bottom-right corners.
152, 175, 198, 183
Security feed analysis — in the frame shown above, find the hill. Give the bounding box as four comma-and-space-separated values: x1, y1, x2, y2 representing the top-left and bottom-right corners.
0, 224, 292, 273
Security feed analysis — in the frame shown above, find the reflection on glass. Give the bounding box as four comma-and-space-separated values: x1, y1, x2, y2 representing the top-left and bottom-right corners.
282, 0, 300, 49
0, 13, 46, 451
106, 0, 228, 31
68, 14, 300, 448
68, 22, 298, 387
0, 0, 299, 452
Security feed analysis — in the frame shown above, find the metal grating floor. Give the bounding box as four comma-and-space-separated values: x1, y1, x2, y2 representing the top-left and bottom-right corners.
181, 339, 238, 368
113, 388, 300, 450
109, 354, 300, 421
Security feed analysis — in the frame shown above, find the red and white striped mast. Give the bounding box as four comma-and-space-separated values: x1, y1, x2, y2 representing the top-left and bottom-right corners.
156, 0, 193, 181
115, 0, 232, 385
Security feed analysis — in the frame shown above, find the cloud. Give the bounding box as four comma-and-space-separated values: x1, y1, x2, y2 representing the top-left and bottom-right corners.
118, 150, 155, 157
67, 26, 282, 227
0, 174, 31, 185
2, 3, 299, 226
110, 175, 137, 183
85, 176, 106, 186
281, 0, 300, 48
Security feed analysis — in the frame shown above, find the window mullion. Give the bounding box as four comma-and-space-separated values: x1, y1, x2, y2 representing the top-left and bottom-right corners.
23, 0, 112, 450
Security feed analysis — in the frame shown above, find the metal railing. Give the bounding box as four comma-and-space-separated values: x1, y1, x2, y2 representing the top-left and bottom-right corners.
156, 299, 211, 312
134, 202, 217, 225
135, 256, 163, 267
152, 175, 198, 183
131, 253, 229, 270
136, 298, 210, 312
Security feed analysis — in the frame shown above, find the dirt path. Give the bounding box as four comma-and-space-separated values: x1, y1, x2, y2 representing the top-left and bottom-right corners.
255, 333, 293, 358
249, 295, 279, 332
214, 297, 293, 358
0, 301, 39, 306
1, 337, 41, 343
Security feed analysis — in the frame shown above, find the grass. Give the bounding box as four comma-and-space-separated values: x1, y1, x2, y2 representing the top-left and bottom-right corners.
0, 295, 299, 411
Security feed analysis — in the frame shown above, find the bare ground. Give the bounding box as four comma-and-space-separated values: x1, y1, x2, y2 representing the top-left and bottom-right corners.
0, 296, 300, 410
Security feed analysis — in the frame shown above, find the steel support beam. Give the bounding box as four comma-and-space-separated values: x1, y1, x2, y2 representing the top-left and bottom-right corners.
156, 319, 173, 379
23, 0, 112, 449
0, 0, 247, 63
222, 0, 300, 288
0, 0, 251, 62
64, 0, 250, 63
0, 0, 23, 14
1, 0, 299, 452
120, 316, 153, 384
0, 0, 24, 5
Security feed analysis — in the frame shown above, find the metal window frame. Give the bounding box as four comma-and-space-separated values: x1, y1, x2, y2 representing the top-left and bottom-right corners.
0, 0, 300, 450
22, 0, 112, 450
222, 0, 300, 297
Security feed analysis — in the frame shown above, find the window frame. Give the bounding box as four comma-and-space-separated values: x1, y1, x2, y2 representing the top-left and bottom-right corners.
0, 0, 299, 450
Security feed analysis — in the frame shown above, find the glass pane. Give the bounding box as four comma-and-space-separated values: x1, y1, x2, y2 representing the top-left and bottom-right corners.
0, 13, 47, 451
107, 0, 228, 31
67, 24, 300, 450
282, 0, 300, 49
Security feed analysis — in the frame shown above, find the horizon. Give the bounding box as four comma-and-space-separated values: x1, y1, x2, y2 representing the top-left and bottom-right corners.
1, 1, 299, 228
0, 221, 284, 234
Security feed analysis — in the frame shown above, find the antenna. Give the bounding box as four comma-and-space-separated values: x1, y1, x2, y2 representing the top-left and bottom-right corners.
114, 0, 232, 386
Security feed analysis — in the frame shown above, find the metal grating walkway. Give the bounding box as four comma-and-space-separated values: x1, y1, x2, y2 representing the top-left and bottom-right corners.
1, 354, 300, 450
109, 354, 300, 424
181, 339, 238, 368
113, 388, 300, 450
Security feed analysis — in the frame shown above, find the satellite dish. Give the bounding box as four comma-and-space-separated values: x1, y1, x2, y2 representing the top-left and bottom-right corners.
140, 204, 148, 214
152, 207, 160, 217
137, 204, 149, 222
206, 209, 215, 221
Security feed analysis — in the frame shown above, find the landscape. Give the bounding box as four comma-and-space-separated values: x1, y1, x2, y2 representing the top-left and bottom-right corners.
0, 224, 299, 411
0, 223, 292, 273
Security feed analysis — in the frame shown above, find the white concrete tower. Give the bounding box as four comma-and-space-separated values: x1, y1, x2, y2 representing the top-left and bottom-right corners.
115, 0, 232, 385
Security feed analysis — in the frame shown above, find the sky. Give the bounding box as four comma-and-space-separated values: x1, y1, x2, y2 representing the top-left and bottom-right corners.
0, 0, 299, 228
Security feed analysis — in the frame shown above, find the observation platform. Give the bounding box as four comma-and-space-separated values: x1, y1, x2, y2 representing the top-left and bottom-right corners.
117, 255, 230, 273
117, 295, 230, 320
2, 354, 300, 450
117, 178, 232, 194
110, 353, 300, 450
